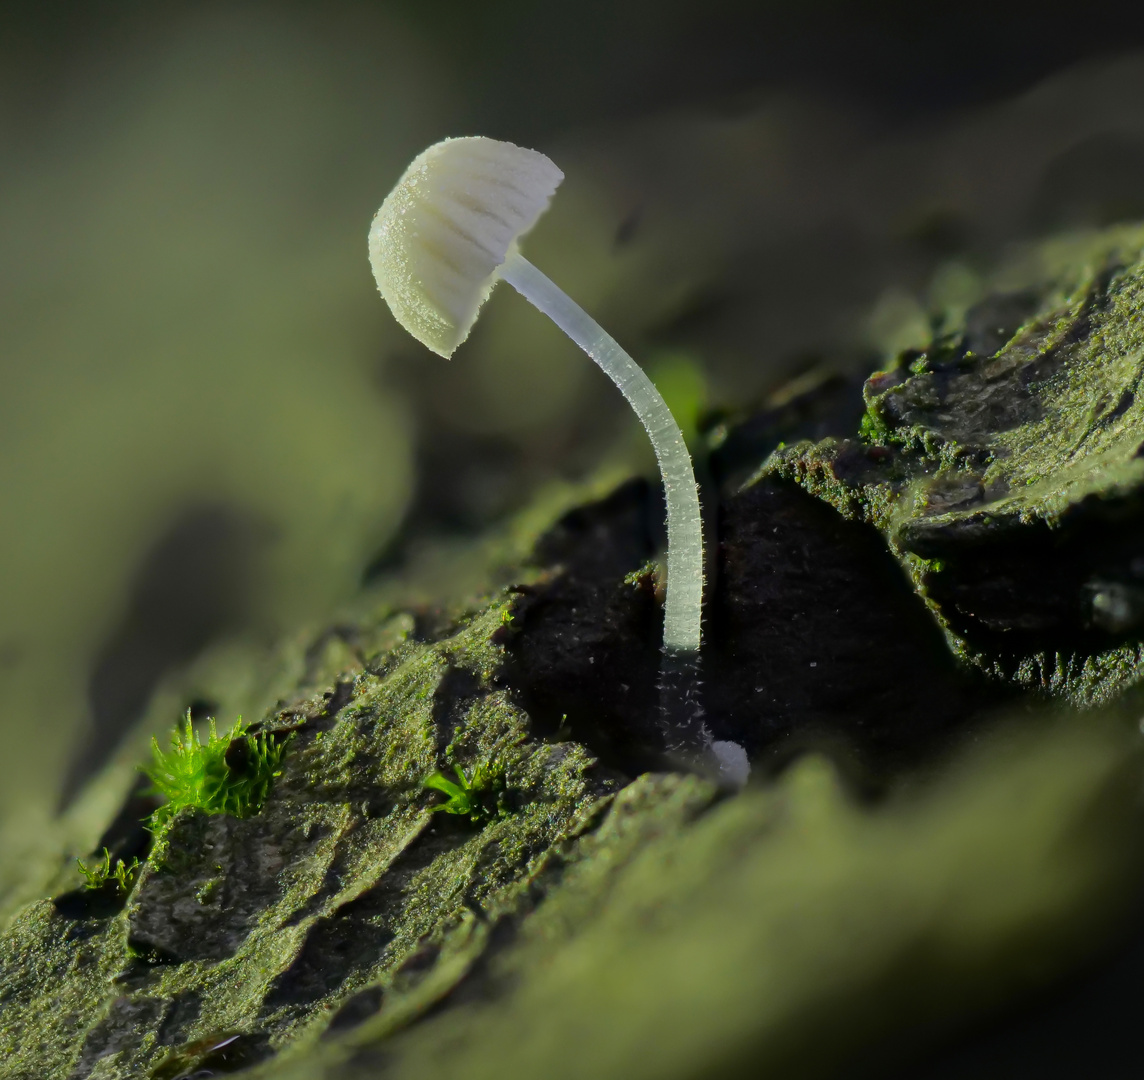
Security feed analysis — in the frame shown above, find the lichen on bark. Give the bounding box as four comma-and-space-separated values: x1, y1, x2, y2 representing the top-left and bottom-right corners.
766, 224, 1144, 704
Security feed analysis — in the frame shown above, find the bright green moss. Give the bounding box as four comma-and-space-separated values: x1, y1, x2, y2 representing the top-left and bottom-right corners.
144, 713, 292, 832
424, 761, 510, 826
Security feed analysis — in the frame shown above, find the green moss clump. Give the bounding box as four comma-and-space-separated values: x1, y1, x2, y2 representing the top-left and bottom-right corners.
424, 761, 510, 826
144, 713, 292, 831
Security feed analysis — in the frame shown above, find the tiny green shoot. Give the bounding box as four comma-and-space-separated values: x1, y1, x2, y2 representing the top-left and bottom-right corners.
76, 848, 141, 894
143, 713, 292, 832
423, 761, 509, 826
623, 559, 659, 588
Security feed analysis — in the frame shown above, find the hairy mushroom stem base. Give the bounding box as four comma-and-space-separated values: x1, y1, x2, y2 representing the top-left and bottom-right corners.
498, 250, 712, 754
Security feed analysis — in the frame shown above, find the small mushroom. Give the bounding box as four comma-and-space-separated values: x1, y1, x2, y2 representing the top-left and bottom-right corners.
369, 136, 745, 784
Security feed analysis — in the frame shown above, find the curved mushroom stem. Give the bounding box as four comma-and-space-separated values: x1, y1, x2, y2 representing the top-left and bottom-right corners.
498, 250, 711, 755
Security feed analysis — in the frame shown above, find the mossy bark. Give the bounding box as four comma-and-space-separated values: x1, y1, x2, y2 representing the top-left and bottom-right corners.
6, 226, 1144, 1079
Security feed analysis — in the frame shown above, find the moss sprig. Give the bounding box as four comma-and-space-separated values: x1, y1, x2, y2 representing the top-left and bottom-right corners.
423, 761, 509, 826
76, 848, 141, 894
143, 713, 292, 832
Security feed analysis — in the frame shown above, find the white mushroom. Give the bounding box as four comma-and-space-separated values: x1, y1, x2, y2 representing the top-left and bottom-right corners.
369, 136, 747, 785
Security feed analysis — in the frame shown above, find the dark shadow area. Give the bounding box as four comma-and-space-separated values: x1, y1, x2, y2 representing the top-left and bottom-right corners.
261, 894, 396, 1015
53, 881, 132, 921
500, 386, 1011, 786
497, 479, 666, 778
899, 895, 1144, 1080
14, 1, 1144, 145
704, 476, 1010, 780
323, 986, 385, 1038
915, 506, 1144, 656
153, 991, 203, 1049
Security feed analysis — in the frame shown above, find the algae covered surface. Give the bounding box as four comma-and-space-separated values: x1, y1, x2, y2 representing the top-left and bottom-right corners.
6, 226, 1144, 1078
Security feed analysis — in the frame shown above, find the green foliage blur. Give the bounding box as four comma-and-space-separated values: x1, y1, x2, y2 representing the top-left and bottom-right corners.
0, 8, 425, 859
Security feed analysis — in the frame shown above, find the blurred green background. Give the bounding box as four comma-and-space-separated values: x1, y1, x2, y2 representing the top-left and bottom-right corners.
6, 0, 1144, 883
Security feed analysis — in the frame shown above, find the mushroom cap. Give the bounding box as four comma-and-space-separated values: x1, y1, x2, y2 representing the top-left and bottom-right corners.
369, 136, 564, 358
